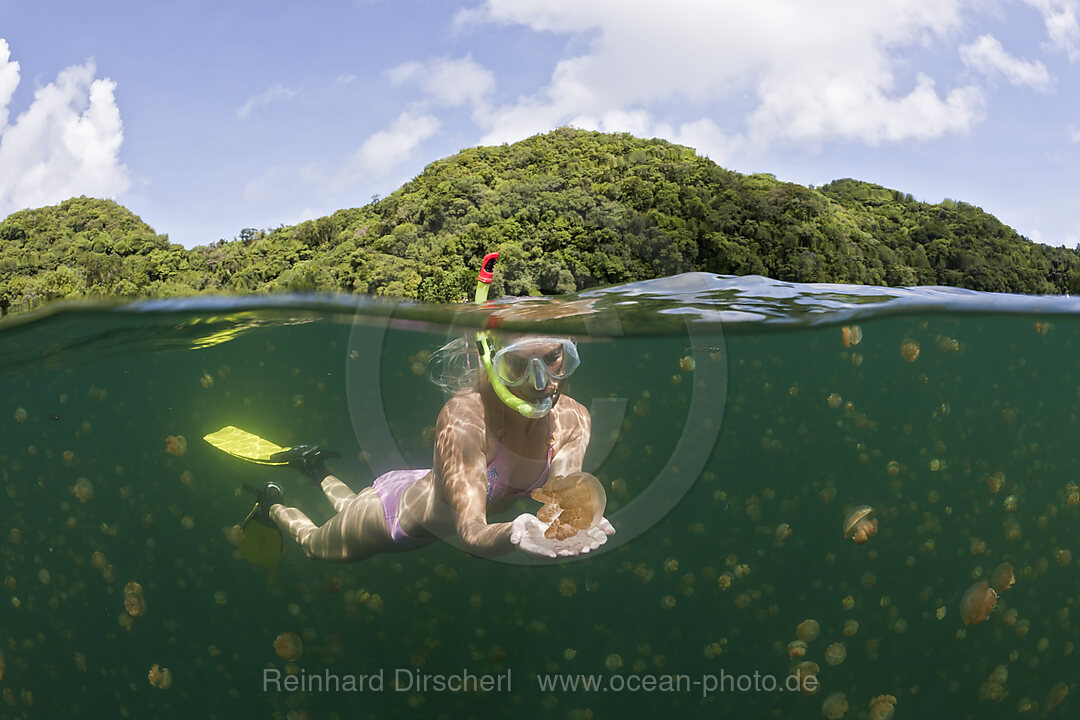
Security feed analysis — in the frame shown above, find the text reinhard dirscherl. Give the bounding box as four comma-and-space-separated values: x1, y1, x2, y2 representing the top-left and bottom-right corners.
263, 667, 512, 693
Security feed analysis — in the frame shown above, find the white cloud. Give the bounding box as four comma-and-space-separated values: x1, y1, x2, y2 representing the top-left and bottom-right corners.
1023, 0, 1080, 60
960, 34, 1054, 90
461, 1, 984, 149
0, 40, 20, 129
334, 110, 440, 188
0, 39, 130, 215
237, 83, 298, 121
1068, 124, 1080, 142
387, 55, 494, 109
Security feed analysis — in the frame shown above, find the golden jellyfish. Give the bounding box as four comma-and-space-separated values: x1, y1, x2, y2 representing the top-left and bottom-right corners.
1066, 482, 1079, 507
824, 642, 847, 666
843, 619, 859, 637
841, 325, 863, 347
679, 355, 696, 372
843, 505, 877, 544
274, 632, 303, 662
991, 562, 1015, 593
900, 338, 920, 362
868, 695, 897, 720
63, 450, 76, 466
125, 592, 146, 618
787, 640, 807, 659
124, 581, 146, 618
986, 471, 1005, 493
822, 692, 849, 719
1046, 681, 1069, 711
90, 551, 107, 570
790, 660, 820, 696
165, 435, 187, 456
148, 663, 173, 689
71, 477, 93, 503
531, 472, 606, 541
13, 407, 27, 423
796, 619, 820, 643
961, 580, 997, 626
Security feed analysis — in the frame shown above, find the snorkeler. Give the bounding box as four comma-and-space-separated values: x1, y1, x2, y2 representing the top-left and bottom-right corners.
219, 255, 614, 562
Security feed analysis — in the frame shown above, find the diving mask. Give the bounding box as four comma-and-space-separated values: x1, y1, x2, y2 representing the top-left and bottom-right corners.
492, 337, 580, 391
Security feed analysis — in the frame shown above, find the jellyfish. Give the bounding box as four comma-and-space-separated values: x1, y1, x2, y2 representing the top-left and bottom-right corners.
789, 660, 819, 696
148, 663, 173, 689
900, 339, 920, 362
841, 325, 863, 347
960, 580, 997, 625
124, 581, 146, 617
796, 619, 820, 643
530, 472, 607, 540
843, 506, 877, 544
868, 695, 897, 720
125, 592, 146, 618
824, 642, 847, 665
1046, 681, 1069, 711
822, 692, 849, 719
787, 640, 807, 659
990, 562, 1015, 593
165, 435, 187, 456
274, 632, 303, 661
13, 407, 26, 423
71, 477, 93, 503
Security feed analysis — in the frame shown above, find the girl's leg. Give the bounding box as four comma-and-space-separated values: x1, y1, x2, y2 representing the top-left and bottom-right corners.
270, 487, 392, 562
319, 474, 356, 513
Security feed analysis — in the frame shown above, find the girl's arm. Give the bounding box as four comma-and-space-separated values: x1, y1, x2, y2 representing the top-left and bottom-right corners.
433, 397, 516, 557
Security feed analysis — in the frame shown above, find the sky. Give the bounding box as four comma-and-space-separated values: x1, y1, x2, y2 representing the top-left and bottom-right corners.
1, 0, 1080, 249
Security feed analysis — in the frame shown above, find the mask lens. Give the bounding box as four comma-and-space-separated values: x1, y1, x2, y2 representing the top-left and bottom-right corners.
493, 338, 579, 386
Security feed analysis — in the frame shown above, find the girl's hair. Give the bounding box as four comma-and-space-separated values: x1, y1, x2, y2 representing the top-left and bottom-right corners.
427, 335, 483, 396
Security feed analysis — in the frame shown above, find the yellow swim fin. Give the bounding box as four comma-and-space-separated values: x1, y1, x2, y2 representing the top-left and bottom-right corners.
239, 506, 283, 570
203, 426, 290, 465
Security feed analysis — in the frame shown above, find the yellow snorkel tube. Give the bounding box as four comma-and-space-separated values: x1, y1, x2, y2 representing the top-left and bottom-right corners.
473, 253, 551, 419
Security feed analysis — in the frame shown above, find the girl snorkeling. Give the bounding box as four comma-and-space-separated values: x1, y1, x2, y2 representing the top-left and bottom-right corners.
260, 255, 614, 561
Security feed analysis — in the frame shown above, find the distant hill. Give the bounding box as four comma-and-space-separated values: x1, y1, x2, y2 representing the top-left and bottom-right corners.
2, 128, 1078, 316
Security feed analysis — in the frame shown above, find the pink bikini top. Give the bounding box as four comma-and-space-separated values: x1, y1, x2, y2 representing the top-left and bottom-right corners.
485, 408, 553, 502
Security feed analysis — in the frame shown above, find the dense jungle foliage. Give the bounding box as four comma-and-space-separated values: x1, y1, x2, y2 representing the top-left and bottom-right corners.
2, 128, 1079, 316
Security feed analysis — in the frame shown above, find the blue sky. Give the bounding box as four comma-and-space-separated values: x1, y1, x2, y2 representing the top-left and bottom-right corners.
2, 0, 1080, 249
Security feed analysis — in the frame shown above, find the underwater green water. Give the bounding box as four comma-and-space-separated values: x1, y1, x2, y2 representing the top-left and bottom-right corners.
1, 274, 1078, 719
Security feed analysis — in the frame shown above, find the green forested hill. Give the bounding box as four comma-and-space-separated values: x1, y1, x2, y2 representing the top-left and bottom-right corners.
2, 128, 1078, 315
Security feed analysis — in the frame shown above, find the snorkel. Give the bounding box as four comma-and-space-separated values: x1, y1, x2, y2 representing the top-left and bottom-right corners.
473, 253, 553, 419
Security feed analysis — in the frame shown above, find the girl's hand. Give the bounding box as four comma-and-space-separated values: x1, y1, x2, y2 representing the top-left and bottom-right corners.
509, 513, 613, 559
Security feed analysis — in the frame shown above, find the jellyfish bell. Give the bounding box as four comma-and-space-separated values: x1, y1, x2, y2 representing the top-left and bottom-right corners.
843, 506, 877, 544
796, 619, 820, 643
868, 695, 897, 720
961, 580, 998, 626
274, 632, 303, 662
530, 472, 606, 540
990, 562, 1015, 593
822, 692, 849, 720
165, 435, 187, 456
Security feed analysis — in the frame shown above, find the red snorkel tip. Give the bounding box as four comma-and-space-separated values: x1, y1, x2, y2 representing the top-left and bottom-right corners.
477, 252, 499, 284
